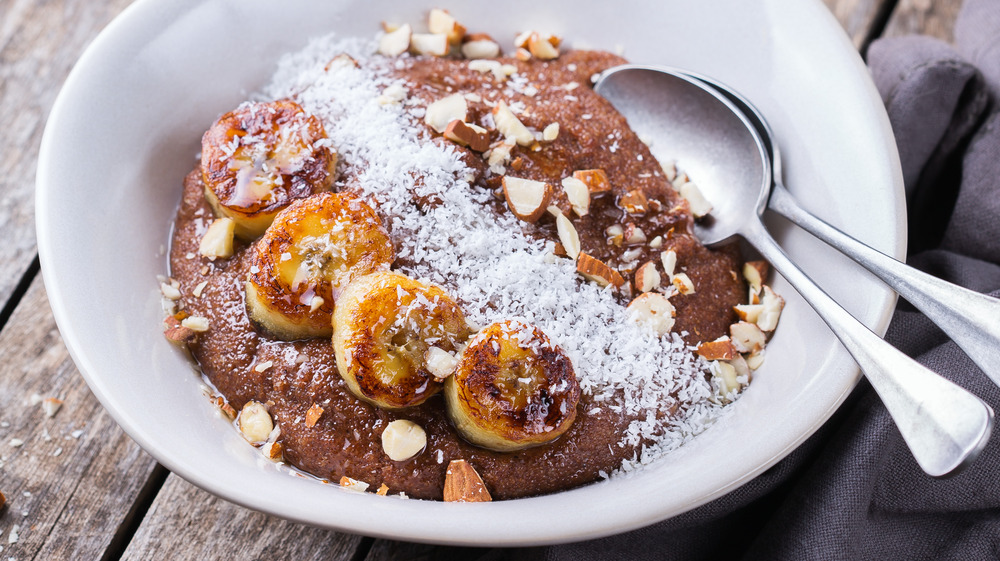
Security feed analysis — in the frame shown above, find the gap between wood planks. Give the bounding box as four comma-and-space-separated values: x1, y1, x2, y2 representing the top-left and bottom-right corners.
860, 0, 900, 59
0, 255, 40, 337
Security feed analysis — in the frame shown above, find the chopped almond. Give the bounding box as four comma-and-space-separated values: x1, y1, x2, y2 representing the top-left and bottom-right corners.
627, 292, 676, 335
263, 441, 284, 461
634, 261, 661, 293
514, 47, 532, 61
542, 122, 560, 141
462, 37, 500, 59
214, 396, 236, 420
527, 32, 560, 59
555, 212, 581, 260
743, 261, 769, 294
305, 403, 325, 427
199, 218, 236, 260
573, 169, 612, 194
561, 177, 590, 217
660, 250, 677, 278
238, 401, 273, 444
443, 459, 492, 502
734, 303, 764, 323
376, 483, 390, 496
427, 8, 465, 45
730, 321, 766, 353
679, 182, 713, 218
410, 33, 449, 56
619, 190, 649, 214
425, 93, 468, 133
492, 101, 534, 146
339, 476, 370, 493
712, 360, 740, 398
746, 349, 766, 370
757, 285, 785, 331
425, 346, 459, 379
502, 176, 553, 222
623, 223, 647, 245
577, 252, 625, 289
164, 316, 196, 344
443, 120, 490, 151
378, 24, 412, 56
41, 397, 63, 419
672, 272, 696, 295
382, 419, 427, 461
697, 338, 738, 361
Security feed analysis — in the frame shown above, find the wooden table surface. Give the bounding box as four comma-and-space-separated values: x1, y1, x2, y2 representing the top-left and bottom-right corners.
0, 0, 964, 558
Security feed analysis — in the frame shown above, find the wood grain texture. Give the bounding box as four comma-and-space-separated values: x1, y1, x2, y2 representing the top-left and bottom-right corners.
883, 0, 963, 40
823, 0, 895, 47
120, 473, 365, 561
0, 0, 134, 310
363, 540, 496, 561
0, 278, 161, 560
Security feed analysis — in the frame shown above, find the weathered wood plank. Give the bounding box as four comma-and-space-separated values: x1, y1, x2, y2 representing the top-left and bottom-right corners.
0, 0, 134, 311
823, 0, 895, 47
0, 278, 162, 560
882, 0, 962, 40
120, 473, 365, 561
363, 539, 495, 561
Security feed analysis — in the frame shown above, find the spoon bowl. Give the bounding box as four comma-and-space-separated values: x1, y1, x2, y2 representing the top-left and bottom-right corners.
594, 66, 769, 246
595, 64, 993, 477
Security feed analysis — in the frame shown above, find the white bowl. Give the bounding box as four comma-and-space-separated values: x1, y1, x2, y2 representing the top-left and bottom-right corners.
36, 0, 904, 546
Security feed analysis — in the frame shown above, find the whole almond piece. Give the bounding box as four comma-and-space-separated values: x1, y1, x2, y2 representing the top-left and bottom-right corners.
443, 459, 492, 502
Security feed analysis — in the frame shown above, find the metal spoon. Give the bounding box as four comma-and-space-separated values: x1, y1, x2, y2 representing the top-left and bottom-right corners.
595, 65, 993, 477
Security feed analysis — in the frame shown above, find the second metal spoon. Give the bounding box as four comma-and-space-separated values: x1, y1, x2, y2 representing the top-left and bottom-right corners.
595, 64, 992, 477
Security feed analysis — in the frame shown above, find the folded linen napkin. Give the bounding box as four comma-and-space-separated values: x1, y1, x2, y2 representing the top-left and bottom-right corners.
484, 1, 1000, 559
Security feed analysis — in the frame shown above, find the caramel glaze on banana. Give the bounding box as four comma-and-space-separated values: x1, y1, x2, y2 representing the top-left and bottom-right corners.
333, 272, 471, 410
445, 320, 581, 452
201, 99, 336, 239
245, 192, 394, 340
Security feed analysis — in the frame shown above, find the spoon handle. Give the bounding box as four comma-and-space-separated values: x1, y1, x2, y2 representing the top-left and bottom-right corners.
769, 182, 1000, 390
743, 218, 992, 477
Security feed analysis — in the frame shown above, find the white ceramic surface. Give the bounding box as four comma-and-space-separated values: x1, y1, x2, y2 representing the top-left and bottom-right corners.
36, 0, 904, 546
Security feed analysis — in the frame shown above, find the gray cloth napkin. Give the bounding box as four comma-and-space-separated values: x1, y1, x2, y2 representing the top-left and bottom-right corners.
476, 1, 1000, 558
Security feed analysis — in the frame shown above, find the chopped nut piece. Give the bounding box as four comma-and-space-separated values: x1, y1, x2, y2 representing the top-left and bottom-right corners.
305, 403, 325, 427
627, 292, 676, 335
443, 459, 492, 502
680, 182, 713, 218
377, 83, 408, 105
410, 33, 450, 56
711, 360, 741, 398
427, 8, 465, 45
199, 218, 236, 260
192, 280, 208, 298
164, 316, 196, 344
493, 101, 534, 146
376, 483, 390, 496
697, 337, 738, 360
160, 282, 181, 300
553, 242, 568, 257
672, 272, 696, 295
382, 419, 427, 461
649, 235, 664, 249
253, 360, 273, 373
262, 441, 284, 461
378, 23, 412, 56
462, 36, 500, 59
746, 349, 766, 370
730, 321, 766, 353
425, 346, 459, 379
560, 177, 590, 217
214, 397, 236, 420
757, 285, 785, 331
623, 223, 647, 245
309, 295, 325, 313
238, 401, 274, 443
527, 32, 560, 59
41, 397, 63, 419
181, 316, 210, 332
513, 30, 532, 48
425, 93, 468, 133
734, 303, 765, 323
555, 212, 581, 260
514, 47, 532, 61
606, 224, 624, 246
542, 122, 560, 141
468, 59, 505, 80
573, 169, 612, 194
502, 176, 553, 222
743, 261, 769, 294
443, 120, 490, 151
729, 354, 751, 378
619, 190, 649, 214
577, 252, 625, 289
634, 261, 661, 293
339, 476, 370, 493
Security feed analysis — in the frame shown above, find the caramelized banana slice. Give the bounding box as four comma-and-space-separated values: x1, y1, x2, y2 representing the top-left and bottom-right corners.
246, 192, 394, 340
202, 99, 336, 239
333, 271, 470, 410
444, 320, 580, 452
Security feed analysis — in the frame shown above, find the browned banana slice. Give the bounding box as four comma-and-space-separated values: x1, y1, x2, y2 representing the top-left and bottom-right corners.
201, 99, 336, 239
245, 192, 393, 340
444, 320, 580, 452
333, 271, 470, 410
